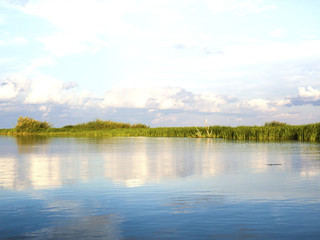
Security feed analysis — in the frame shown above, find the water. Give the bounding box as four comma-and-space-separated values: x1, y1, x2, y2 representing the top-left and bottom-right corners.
1, 136, 320, 239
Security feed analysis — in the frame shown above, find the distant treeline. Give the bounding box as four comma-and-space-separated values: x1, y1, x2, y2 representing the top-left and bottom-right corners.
1, 117, 320, 142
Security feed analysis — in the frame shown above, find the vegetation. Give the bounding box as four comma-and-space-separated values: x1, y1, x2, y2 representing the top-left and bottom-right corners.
14, 116, 51, 133
63, 119, 149, 130
1, 117, 320, 142
264, 121, 287, 127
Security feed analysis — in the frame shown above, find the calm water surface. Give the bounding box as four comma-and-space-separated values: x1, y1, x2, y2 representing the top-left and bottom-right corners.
0, 136, 320, 239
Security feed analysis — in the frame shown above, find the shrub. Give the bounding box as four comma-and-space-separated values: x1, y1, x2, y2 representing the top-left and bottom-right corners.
131, 123, 149, 128
15, 116, 52, 133
264, 121, 287, 127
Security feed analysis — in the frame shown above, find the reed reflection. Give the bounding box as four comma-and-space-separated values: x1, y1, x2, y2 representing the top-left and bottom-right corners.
0, 137, 320, 191
15, 135, 50, 154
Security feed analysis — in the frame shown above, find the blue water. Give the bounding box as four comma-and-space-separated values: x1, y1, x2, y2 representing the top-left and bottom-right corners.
0, 136, 320, 239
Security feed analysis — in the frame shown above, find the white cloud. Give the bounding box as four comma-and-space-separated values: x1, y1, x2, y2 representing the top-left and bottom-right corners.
11, 0, 318, 70
287, 86, 320, 106
152, 113, 177, 125
241, 99, 277, 112
298, 86, 320, 100
273, 86, 320, 107
273, 99, 291, 106
204, 0, 276, 15
123, 38, 320, 88
23, 57, 55, 75
14, 0, 276, 59
39, 105, 51, 117
39, 105, 48, 112
20, 0, 134, 34
270, 29, 286, 38
0, 81, 19, 100
0, 75, 95, 108
101, 87, 233, 113
12, 36, 28, 45
23, 75, 97, 107
19, 0, 134, 56
0, 35, 28, 46
1, 78, 320, 127
0, 75, 29, 101
7, 75, 317, 120
37, 33, 108, 56
24, 76, 65, 104
222, 40, 320, 67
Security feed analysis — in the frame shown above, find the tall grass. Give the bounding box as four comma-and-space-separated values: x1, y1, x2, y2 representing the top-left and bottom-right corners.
63, 119, 149, 130
22, 124, 320, 142
264, 121, 287, 127
1, 117, 319, 142
202, 124, 320, 142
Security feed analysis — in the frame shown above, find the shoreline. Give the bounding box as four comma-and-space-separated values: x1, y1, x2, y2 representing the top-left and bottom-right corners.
1, 124, 320, 142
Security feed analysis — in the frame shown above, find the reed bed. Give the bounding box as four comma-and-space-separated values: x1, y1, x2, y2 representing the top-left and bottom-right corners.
1, 117, 320, 142
2, 124, 320, 142
65, 119, 149, 130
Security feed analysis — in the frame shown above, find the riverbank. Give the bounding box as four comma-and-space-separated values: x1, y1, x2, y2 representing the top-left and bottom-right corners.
1, 123, 320, 142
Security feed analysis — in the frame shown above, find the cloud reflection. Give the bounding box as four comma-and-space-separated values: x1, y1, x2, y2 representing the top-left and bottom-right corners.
0, 137, 320, 192
27, 215, 122, 240
164, 193, 225, 214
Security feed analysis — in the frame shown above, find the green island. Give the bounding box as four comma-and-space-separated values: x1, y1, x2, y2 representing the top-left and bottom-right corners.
1, 116, 320, 142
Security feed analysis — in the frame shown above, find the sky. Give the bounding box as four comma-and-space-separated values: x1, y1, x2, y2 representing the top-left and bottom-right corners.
1, 0, 320, 128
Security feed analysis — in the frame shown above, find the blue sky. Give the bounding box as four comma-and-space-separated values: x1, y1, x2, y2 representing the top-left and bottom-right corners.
1, 0, 320, 128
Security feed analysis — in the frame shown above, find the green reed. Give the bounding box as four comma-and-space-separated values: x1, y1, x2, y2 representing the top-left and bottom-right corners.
1, 117, 319, 142
64, 119, 149, 130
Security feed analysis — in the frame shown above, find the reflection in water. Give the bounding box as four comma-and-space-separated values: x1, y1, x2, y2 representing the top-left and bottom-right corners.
1, 136, 320, 239
15, 135, 50, 154
29, 155, 61, 190
27, 215, 122, 239
164, 193, 225, 213
0, 157, 16, 190
0, 155, 62, 190
0, 137, 320, 191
